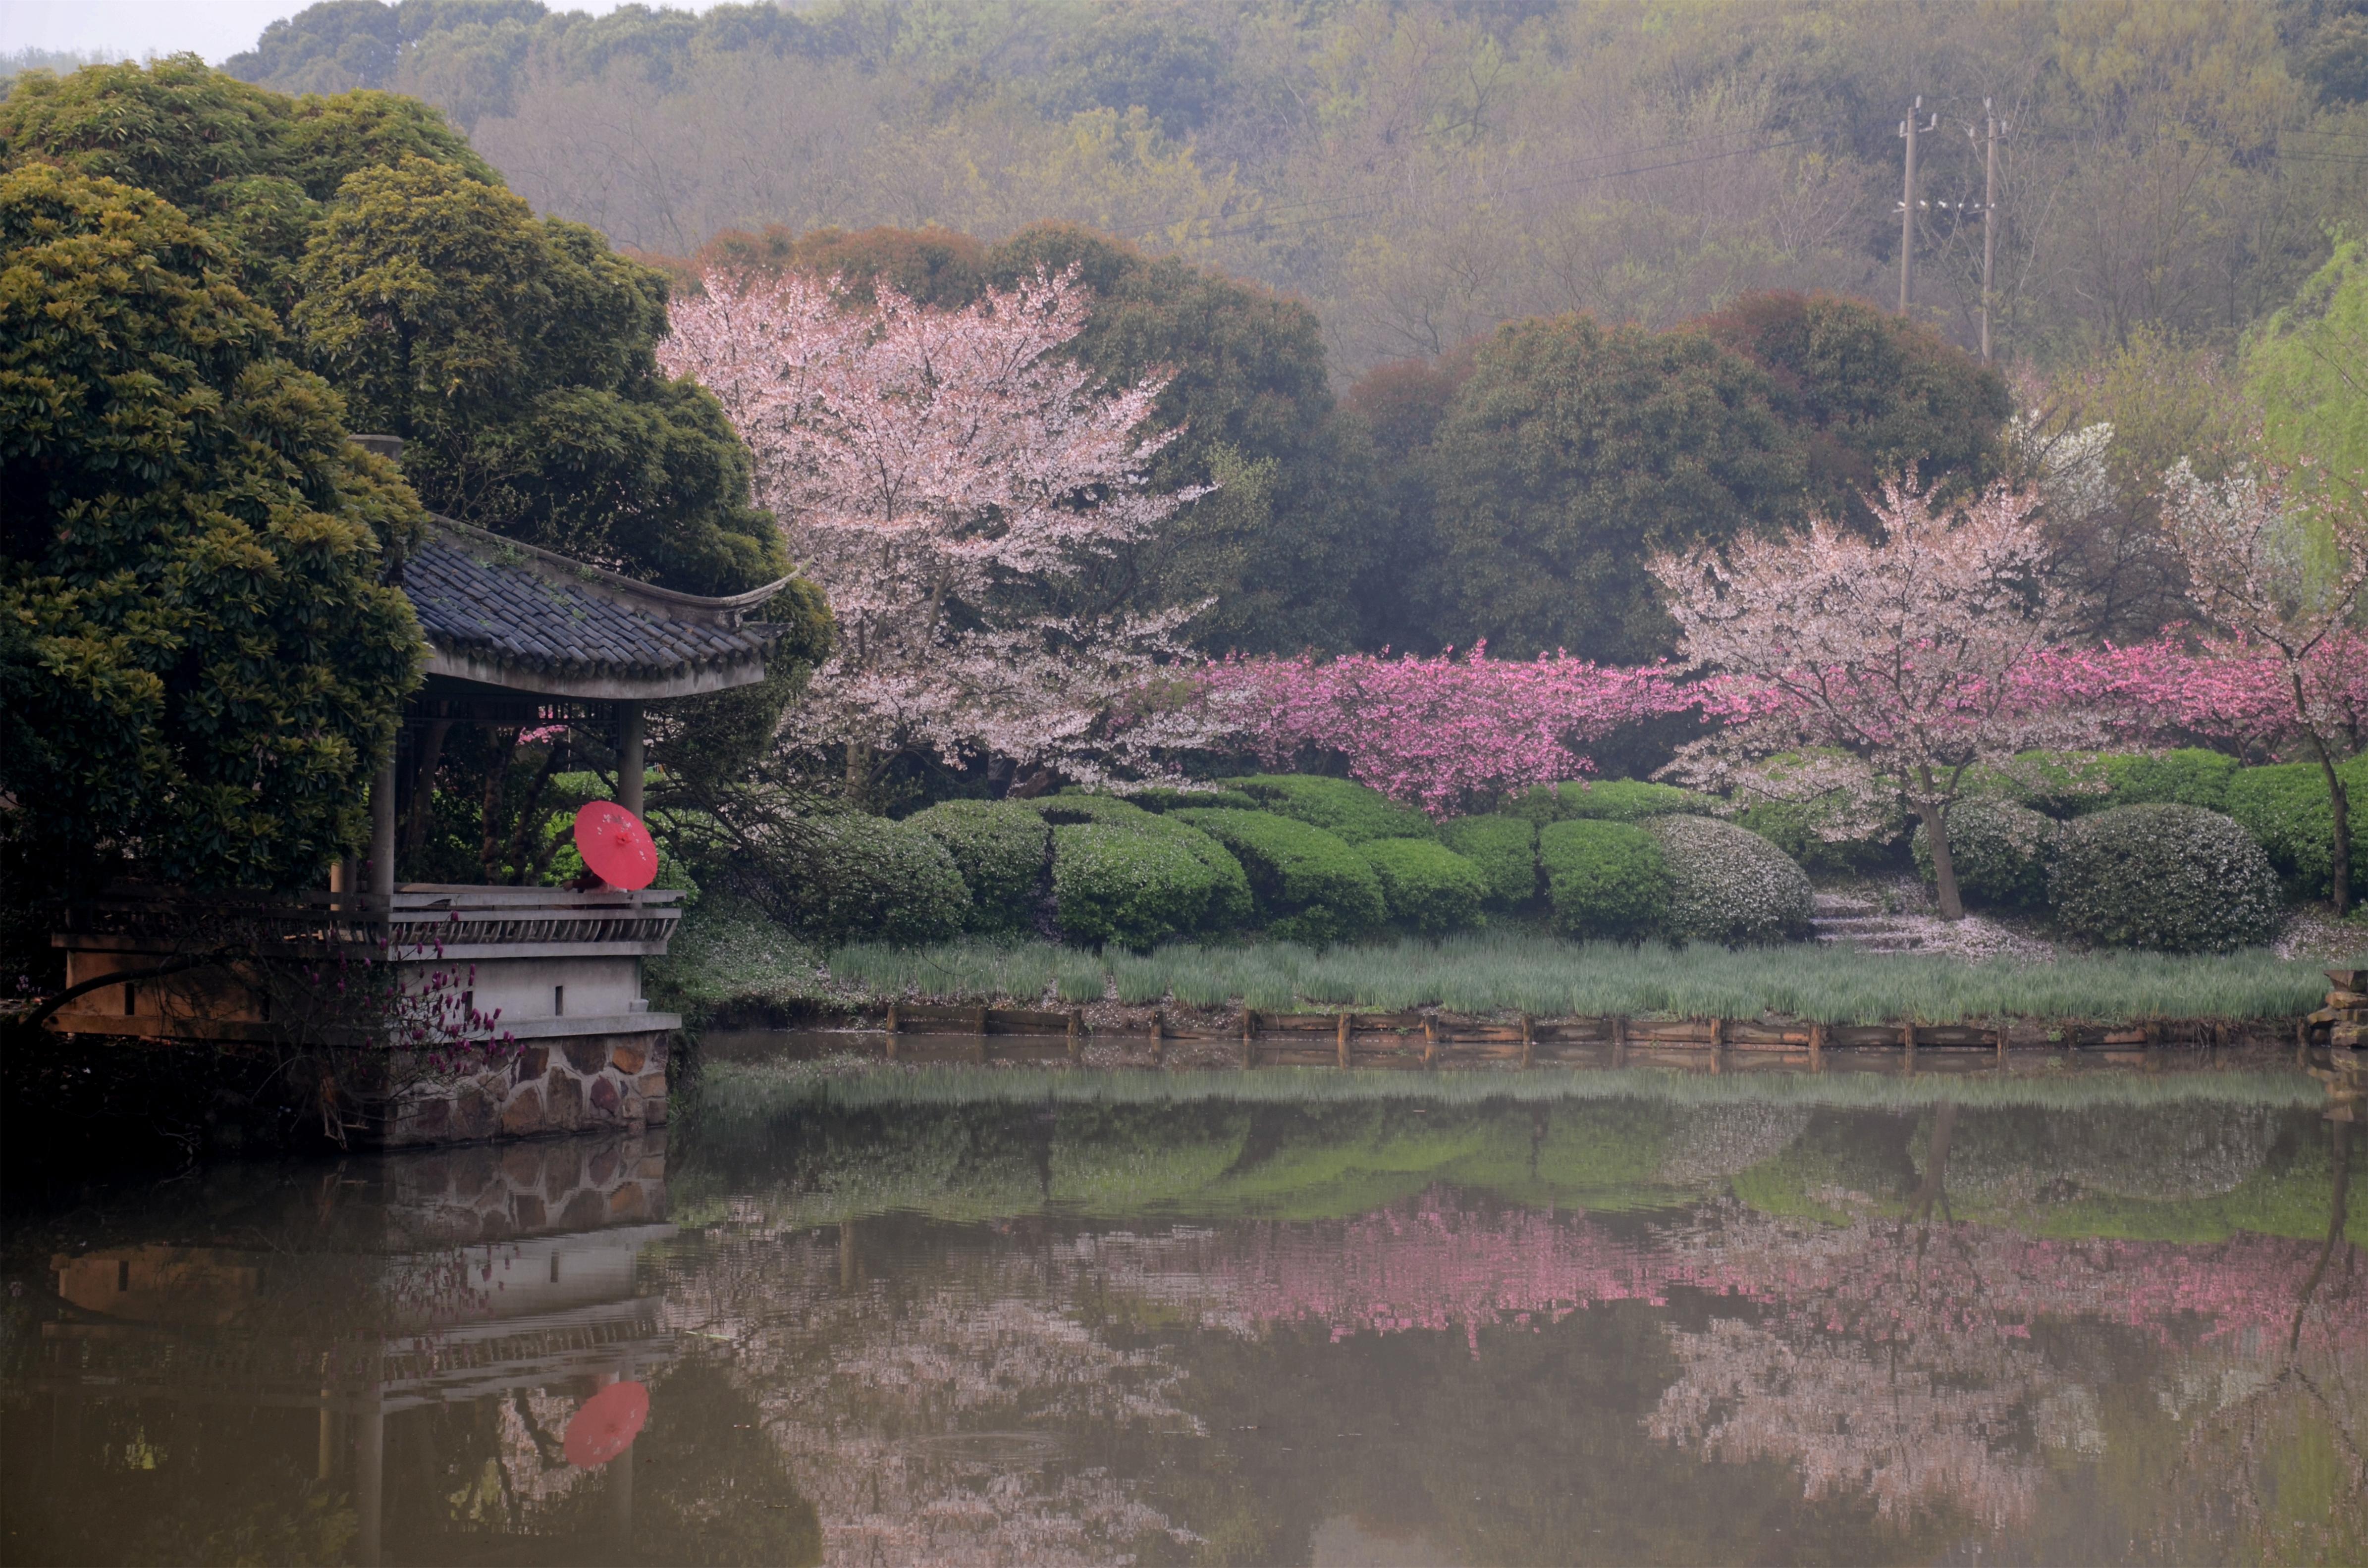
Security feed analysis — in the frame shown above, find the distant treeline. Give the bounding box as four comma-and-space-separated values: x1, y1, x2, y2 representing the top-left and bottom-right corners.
207, 0, 2368, 375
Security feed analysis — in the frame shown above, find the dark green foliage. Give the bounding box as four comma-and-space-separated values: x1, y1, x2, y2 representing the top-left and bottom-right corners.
0, 59, 496, 311
1641, 816, 1814, 945
1507, 780, 1712, 825
1697, 291, 2010, 531
1359, 838, 1490, 936
907, 800, 1051, 934
1051, 821, 1246, 951
0, 164, 424, 893
2225, 757, 2368, 901
2099, 749, 2240, 813
294, 157, 785, 594
1437, 813, 1540, 909
1170, 809, 1388, 944
763, 812, 969, 946
981, 223, 1377, 653
2052, 804, 2284, 952
1223, 774, 1435, 843
1538, 820, 1669, 940
650, 576, 834, 794
1118, 784, 1261, 813
1913, 799, 2058, 909
1425, 314, 1806, 662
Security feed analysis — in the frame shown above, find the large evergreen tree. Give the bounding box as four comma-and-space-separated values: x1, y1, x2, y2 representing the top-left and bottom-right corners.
0, 164, 425, 893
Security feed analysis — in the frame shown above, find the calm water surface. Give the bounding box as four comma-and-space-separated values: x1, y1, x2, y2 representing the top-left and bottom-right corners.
2, 1070, 2361, 1566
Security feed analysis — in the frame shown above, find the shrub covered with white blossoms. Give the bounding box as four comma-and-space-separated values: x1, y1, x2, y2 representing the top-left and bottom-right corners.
1641, 814, 1814, 945
2050, 803, 2282, 952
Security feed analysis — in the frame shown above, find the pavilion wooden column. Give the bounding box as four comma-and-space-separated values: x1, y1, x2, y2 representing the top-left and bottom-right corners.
618, 701, 646, 818
369, 758, 397, 900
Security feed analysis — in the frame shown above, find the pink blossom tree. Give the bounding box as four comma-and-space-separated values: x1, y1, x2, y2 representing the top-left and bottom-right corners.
1197, 646, 1694, 816
1650, 477, 2102, 919
658, 265, 1216, 796
2158, 461, 2368, 913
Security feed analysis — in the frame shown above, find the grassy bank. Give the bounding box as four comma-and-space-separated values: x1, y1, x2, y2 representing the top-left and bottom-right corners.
824, 931, 2340, 1023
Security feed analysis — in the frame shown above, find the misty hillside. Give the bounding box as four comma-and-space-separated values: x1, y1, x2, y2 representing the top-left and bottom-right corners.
219, 0, 2368, 373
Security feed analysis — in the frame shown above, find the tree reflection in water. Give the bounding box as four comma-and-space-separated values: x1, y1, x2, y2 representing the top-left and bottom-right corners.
3, 1093, 2362, 1565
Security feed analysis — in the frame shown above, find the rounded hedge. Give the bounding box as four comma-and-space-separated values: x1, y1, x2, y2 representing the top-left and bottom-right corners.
906, 799, 1051, 933
1735, 795, 1904, 875
1437, 813, 1540, 908
2225, 757, 2368, 901
767, 812, 969, 945
1050, 821, 1247, 951
1360, 838, 1491, 936
1507, 779, 1713, 825
1034, 795, 1252, 945
1641, 815, 1813, 945
1223, 774, 1436, 843
2050, 804, 2283, 952
1170, 807, 1387, 944
1538, 819, 1669, 940
1912, 797, 2057, 909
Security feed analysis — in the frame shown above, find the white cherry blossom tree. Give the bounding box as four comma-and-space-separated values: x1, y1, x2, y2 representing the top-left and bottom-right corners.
659, 265, 1213, 796
1650, 477, 2102, 919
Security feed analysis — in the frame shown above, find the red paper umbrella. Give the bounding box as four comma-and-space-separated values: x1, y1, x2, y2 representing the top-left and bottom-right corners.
574, 801, 658, 890
564, 1380, 649, 1468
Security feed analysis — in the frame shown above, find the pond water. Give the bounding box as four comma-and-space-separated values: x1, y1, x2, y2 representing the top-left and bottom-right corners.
2, 1069, 2361, 1566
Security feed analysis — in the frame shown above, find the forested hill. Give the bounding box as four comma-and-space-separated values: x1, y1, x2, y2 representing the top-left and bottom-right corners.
215, 0, 2368, 374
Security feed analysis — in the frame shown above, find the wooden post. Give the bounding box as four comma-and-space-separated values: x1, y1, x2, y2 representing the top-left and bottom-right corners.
1611, 1015, 1628, 1069
1902, 1020, 1916, 1075
1067, 1007, 1082, 1065
1241, 1008, 1256, 1069
974, 1004, 990, 1063
2298, 1016, 2311, 1071
1995, 1024, 2007, 1066
1422, 1015, 1438, 1069
1708, 1016, 1725, 1075
884, 1000, 899, 1061
1337, 1011, 1351, 1070
2143, 1019, 2160, 1062
1151, 1009, 1166, 1067
368, 759, 397, 901
1809, 1021, 1825, 1073
1519, 1013, 1534, 1070
616, 701, 646, 820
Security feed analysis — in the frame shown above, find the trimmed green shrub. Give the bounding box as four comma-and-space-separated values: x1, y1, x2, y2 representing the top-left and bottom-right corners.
2099, 749, 2239, 813
1171, 808, 1388, 943
1641, 815, 1813, 944
2225, 757, 2368, 901
1538, 819, 1669, 940
1360, 838, 1491, 936
1050, 822, 1248, 951
1032, 793, 1160, 828
1912, 798, 2057, 909
1121, 784, 1261, 813
2051, 804, 2283, 952
1222, 774, 1436, 843
1507, 779, 1713, 825
1438, 813, 1540, 908
907, 800, 1051, 933
765, 811, 970, 945
1961, 751, 2113, 817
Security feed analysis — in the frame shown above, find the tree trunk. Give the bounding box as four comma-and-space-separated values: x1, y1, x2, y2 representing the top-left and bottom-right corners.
1919, 801, 1966, 920
2309, 737, 2352, 917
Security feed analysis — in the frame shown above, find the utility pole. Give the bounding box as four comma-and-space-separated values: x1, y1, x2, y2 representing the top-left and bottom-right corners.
1897, 97, 1936, 314
1979, 99, 2000, 361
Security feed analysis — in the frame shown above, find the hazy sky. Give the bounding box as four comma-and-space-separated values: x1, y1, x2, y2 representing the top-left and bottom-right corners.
2, 2, 721, 66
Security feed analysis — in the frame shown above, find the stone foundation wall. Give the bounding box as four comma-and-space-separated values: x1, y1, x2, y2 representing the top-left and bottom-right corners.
381, 1129, 668, 1244
389, 1030, 670, 1147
